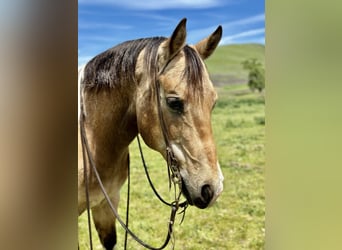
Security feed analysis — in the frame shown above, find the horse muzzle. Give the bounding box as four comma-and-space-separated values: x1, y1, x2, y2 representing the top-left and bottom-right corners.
181, 179, 217, 209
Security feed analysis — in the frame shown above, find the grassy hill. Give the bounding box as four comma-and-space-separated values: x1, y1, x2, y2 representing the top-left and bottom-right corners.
206, 43, 265, 86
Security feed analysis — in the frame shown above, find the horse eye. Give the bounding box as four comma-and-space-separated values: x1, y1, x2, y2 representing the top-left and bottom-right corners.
166, 96, 184, 113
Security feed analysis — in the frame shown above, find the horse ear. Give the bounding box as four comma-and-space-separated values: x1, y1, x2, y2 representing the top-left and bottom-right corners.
195, 25, 222, 60
162, 18, 187, 61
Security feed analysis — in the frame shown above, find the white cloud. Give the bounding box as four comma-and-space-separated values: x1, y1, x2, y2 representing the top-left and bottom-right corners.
79, 35, 119, 43
187, 14, 264, 43
78, 21, 132, 30
132, 13, 179, 24
79, 0, 222, 9
224, 14, 264, 28
220, 28, 265, 44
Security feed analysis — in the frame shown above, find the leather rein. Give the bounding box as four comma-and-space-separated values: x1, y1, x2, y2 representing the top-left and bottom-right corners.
80, 55, 188, 249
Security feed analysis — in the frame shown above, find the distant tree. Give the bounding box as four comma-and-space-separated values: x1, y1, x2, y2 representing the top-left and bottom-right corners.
241, 58, 265, 93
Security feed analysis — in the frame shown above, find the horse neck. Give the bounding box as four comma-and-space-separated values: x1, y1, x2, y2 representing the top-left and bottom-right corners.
83, 83, 138, 154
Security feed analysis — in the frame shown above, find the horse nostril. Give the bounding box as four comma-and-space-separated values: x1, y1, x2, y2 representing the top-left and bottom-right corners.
201, 184, 213, 205
193, 184, 214, 209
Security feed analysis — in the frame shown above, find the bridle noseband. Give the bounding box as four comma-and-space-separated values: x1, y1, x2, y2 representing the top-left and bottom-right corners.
80, 53, 188, 250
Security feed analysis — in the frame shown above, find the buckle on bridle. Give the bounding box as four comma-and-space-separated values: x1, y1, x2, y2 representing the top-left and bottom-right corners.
166, 147, 181, 185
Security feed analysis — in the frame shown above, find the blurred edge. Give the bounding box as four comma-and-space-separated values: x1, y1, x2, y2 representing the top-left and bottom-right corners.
0, 1, 77, 249
266, 0, 342, 250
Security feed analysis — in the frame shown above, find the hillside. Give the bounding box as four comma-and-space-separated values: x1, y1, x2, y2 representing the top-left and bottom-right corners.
206, 43, 265, 86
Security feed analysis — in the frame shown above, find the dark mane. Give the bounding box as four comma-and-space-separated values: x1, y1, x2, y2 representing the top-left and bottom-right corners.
83, 37, 166, 90
183, 45, 205, 96
82, 37, 206, 96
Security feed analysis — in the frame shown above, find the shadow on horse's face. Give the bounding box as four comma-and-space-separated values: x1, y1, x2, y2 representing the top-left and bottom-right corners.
136, 20, 224, 209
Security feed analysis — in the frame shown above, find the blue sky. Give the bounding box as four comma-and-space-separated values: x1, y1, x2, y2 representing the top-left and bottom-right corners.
78, 0, 264, 66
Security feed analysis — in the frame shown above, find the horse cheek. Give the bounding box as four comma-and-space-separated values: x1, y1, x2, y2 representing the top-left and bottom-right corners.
137, 106, 163, 152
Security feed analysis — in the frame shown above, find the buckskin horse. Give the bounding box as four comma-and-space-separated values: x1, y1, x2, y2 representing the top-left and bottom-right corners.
78, 18, 224, 249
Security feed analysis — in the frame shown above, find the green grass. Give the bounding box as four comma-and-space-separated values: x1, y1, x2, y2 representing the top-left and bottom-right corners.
78, 85, 265, 249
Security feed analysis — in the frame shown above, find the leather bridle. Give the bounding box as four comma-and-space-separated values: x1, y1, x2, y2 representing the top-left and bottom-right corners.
79, 54, 188, 250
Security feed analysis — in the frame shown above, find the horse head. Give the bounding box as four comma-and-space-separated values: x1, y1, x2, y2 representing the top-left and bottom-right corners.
136, 19, 224, 209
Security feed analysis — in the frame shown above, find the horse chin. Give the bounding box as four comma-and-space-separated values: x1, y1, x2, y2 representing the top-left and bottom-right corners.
181, 178, 193, 206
